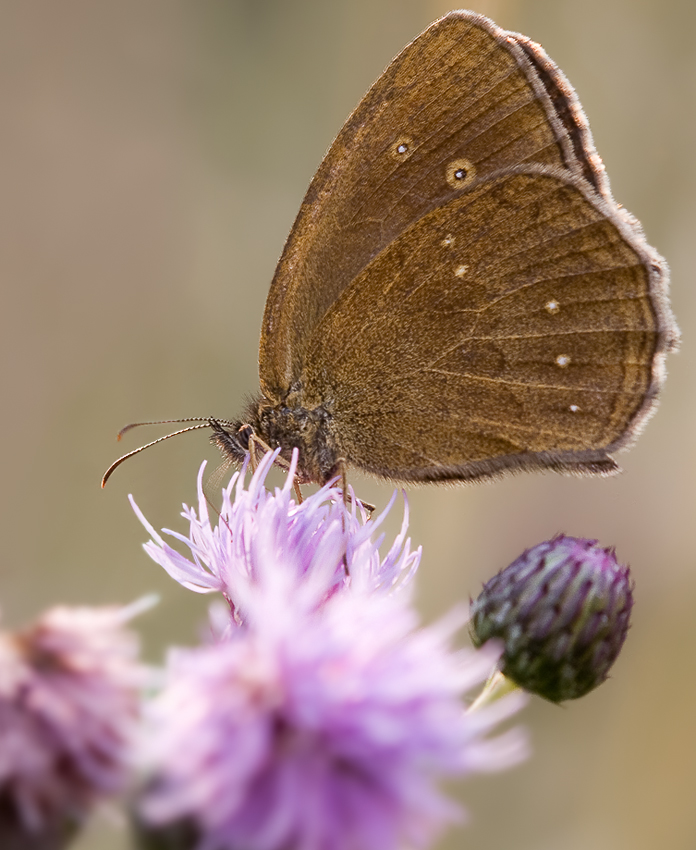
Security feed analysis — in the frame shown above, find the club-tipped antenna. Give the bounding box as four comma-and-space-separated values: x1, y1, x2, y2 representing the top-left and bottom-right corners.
101, 420, 226, 488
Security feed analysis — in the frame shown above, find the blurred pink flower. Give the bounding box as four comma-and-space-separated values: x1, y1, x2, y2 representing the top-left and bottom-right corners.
0, 604, 144, 845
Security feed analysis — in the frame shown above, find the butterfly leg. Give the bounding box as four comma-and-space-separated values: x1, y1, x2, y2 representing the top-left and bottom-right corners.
248, 432, 289, 472
247, 431, 304, 502
354, 496, 375, 514
328, 457, 351, 577
339, 458, 349, 507
247, 433, 260, 473
326, 458, 375, 514
326, 457, 349, 506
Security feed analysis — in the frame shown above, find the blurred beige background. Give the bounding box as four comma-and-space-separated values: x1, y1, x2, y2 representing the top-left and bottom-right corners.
2, 1, 695, 848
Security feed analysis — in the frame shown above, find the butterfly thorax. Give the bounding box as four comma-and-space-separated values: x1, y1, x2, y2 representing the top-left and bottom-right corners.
211, 396, 340, 484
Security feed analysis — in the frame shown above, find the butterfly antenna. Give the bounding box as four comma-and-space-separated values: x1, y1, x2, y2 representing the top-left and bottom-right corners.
101, 422, 215, 488
116, 418, 236, 441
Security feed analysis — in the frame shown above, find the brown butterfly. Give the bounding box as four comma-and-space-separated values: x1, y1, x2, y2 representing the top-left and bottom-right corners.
103, 11, 678, 489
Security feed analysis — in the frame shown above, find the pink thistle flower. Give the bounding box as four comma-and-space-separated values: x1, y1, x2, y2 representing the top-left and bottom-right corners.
0, 604, 145, 847
132, 453, 528, 850
130, 451, 422, 626
138, 592, 525, 850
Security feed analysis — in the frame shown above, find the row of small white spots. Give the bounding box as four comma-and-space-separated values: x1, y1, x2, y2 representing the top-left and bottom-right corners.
548, 302, 575, 411
440, 233, 469, 278
558, 353, 579, 412
388, 141, 585, 420
547, 301, 577, 411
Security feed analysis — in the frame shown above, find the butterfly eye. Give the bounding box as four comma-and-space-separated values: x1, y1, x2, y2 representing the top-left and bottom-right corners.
390, 137, 415, 160
446, 157, 475, 189
237, 424, 255, 450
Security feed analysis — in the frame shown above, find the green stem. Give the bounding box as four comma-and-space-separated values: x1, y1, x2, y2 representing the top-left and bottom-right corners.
467, 669, 520, 712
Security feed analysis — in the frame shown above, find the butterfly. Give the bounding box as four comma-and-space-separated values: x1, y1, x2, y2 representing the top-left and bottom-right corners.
103, 11, 678, 489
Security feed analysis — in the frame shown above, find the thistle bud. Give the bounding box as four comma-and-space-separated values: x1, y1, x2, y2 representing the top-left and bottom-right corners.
470, 536, 633, 703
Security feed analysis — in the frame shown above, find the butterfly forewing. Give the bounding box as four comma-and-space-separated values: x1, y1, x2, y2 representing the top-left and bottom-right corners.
507, 32, 608, 197
260, 11, 592, 399
298, 168, 668, 482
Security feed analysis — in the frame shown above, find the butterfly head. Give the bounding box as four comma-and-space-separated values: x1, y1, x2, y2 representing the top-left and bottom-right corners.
208, 419, 253, 465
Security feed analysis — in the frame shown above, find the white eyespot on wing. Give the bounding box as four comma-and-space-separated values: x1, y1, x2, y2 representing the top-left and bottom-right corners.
390, 136, 415, 160
446, 158, 475, 190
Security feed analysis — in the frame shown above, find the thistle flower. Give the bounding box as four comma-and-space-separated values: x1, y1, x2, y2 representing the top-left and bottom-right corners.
0, 604, 145, 849
470, 535, 633, 703
132, 452, 528, 850
137, 590, 526, 850
130, 450, 422, 626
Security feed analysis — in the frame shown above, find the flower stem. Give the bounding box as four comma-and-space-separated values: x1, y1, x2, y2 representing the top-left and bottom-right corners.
467, 669, 519, 712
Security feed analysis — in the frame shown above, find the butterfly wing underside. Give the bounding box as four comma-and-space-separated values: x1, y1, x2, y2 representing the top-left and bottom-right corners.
259, 11, 599, 399
299, 168, 673, 481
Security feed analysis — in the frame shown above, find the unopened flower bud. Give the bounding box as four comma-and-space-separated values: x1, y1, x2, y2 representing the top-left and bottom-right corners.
470, 535, 633, 703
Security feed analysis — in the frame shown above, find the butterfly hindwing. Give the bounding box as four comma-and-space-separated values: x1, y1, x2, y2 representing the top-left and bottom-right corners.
299, 167, 670, 481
